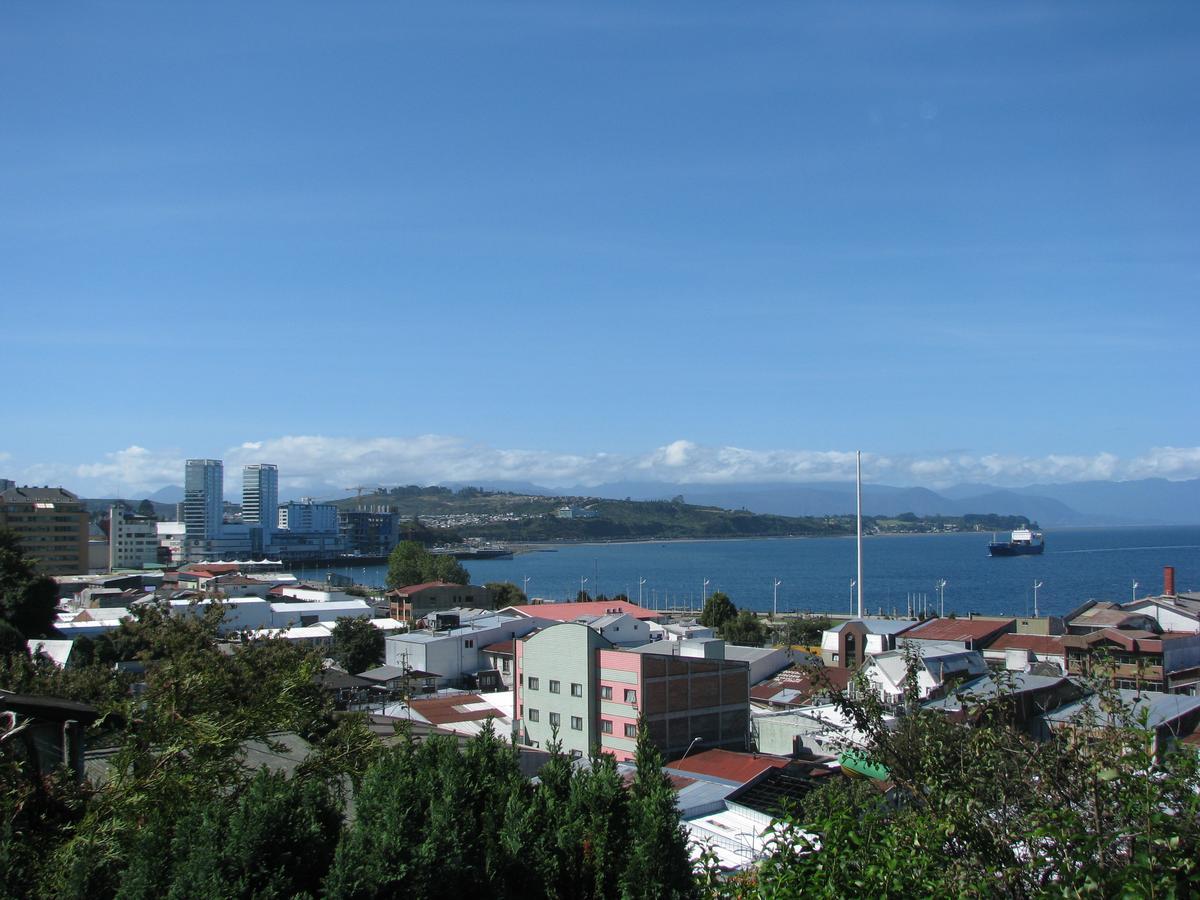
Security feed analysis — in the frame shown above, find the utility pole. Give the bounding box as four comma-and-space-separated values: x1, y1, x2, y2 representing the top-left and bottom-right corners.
1033, 580, 1043, 618
937, 579, 947, 617
639, 577, 646, 608
773, 578, 783, 619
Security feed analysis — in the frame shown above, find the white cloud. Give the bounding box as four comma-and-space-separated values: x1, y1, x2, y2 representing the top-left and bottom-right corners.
14, 435, 1200, 497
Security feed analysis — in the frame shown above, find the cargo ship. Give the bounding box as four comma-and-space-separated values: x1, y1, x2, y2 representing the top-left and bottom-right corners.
429, 544, 514, 561
988, 528, 1044, 557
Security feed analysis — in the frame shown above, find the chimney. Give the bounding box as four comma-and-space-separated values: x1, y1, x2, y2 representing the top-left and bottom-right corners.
1164, 566, 1176, 597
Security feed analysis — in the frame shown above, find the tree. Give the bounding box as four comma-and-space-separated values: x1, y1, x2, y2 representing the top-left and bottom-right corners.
385, 540, 469, 590
750, 662, 1200, 897
485, 582, 527, 610
719, 609, 767, 647
329, 617, 385, 675
782, 615, 833, 648
698, 591, 736, 630
621, 719, 697, 898
135, 499, 156, 518
0, 528, 59, 639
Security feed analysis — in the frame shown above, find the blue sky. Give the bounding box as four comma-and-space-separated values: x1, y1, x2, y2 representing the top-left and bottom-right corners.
2, 2, 1198, 495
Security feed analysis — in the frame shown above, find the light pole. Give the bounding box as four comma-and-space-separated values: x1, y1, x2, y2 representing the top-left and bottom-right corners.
773, 578, 783, 619
1132, 580, 1139, 603
639, 577, 646, 608
849, 579, 856, 616
523, 575, 532, 597
681, 736, 703, 760
702, 578, 710, 610
937, 579, 947, 618
1033, 580, 1043, 618
580, 576, 588, 601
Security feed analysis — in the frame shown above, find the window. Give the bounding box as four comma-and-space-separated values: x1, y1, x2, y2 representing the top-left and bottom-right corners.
624, 689, 637, 704
570, 682, 583, 697
528, 708, 539, 722
571, 716, 583, 731
549, 680, 561, 694
624, 723, 637, 738
464, 639, 474, 648
549, 712, 561, 728
519, 674, 524, 686
601, 719, 613, 734
600, 685, 612, 700
528, 677, 539, 690
502, 658, 510, 673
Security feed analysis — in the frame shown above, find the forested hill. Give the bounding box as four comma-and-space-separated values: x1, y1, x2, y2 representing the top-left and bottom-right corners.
327, 486, 1029, 543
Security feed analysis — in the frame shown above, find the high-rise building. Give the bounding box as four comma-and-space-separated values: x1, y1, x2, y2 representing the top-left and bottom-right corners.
278, 498, 339, 533
108, 504, 161, 570
0, 486, 89, 575
241, 464, 278, 532
183, 459, 224, 539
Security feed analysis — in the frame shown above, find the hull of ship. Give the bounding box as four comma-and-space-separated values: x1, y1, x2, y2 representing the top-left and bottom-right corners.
988, 543, 1044, 557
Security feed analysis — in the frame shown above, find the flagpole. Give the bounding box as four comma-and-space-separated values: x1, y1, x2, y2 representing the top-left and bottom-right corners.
856, 450, 864, 620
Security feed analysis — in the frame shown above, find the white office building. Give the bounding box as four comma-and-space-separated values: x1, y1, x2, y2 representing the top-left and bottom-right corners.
184, 459, 223, 539
241, 464, 278, 532
278, 498, 339, 533
108, 505, 159, 570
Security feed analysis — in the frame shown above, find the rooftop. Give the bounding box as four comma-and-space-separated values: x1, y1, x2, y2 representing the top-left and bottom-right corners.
665, 748, 791, 785
505, 600, 659, 621
987, 634, 1067, 655
903, 617, 1016, 643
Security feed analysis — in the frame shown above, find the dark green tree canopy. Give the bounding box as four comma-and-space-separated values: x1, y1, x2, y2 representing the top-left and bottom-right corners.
0, 527, 59, 639
718, 609, 767, 647
329, 616, 385, 675
385, 540, 469, 589
485, 581, 527, 610
698, 591, 736, 630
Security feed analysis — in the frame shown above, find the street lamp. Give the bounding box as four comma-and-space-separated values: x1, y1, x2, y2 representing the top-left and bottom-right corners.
773, 578, 783, 619
681, 736, 703, 760
580, 576, 588, 601
936, 579, 947, 618
1132, 580, 1139, 603
1033, 581, 1043, 618
638, 577, 646, 608
523, 575, 532, 597
849, 579, 856, 616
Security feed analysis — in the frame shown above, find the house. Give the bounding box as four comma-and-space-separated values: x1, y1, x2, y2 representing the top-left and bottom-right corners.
573, 612, 650, 646
920, 672, 1081, 727
819, 619, 917, 668
750, 667, 854, 709
900, 617, 1016, 652
1, 690, 99, 781
1062, 629, 1200, 694
752, 702, 896, 758
514, 622, 751, 762
858, 645, 989, 705
386, 582, 493, 623
983, 633, 1068, 675
1066, 603, 1159, 636
650, 620, 715, 643
385, 612, 548, 689
1032, 689, 1200, 755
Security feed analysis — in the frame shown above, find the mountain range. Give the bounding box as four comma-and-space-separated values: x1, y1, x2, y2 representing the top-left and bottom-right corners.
142, 478, 1199, 526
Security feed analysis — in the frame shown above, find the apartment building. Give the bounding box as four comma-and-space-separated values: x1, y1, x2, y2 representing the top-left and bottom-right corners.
108, 504, 160, 570
0, 486, 89, 575
515, 623, 751, 762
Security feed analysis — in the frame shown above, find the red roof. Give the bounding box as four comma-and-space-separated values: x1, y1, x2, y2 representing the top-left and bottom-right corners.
408, 694, 501, 726
905, 618, 1015, 643
481, 640, 514, 656
389, 582, 463, 596
988, 634, 1066, 655
666, 748, 791, 784
505, 601, 658, 621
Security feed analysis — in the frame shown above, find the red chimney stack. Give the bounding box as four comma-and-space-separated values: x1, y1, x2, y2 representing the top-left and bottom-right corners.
1164, 566, 1176, 597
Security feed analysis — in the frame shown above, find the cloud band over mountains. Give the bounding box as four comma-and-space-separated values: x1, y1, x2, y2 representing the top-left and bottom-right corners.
9, 436, 1200, 498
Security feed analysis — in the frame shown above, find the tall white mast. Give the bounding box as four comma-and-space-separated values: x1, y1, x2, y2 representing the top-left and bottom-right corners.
856, 450, 864, 619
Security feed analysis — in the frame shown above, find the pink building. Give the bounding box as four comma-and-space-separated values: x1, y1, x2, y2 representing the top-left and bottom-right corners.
515, 622, 750, 761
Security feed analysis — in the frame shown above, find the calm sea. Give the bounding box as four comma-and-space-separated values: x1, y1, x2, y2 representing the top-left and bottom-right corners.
294, 526, 1200, 619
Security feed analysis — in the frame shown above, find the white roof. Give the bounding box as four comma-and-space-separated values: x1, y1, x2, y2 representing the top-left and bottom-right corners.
27, 639, 74, 667
268, 600, 371, 614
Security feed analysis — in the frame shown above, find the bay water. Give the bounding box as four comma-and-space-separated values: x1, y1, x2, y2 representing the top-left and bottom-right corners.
295, 525, 1200, 619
